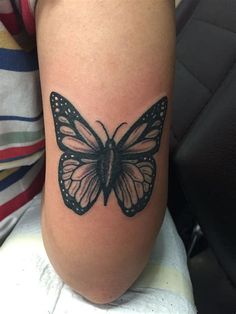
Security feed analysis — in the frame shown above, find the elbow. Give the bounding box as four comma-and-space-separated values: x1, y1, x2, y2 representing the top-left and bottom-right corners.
59, 269, 132, 305
41, 209, 149, 305
42, 236, 141, 304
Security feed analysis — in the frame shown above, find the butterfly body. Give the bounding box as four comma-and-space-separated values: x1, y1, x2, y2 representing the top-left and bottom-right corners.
50, 91, 168, 217
98, 138, 122, 205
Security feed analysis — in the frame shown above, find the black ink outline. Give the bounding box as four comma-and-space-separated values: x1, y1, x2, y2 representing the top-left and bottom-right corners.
50, 91, 167, 217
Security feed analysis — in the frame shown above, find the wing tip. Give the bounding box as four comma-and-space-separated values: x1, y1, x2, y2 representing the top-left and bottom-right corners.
149, 95, 168, 113
158, 96, 168, 108
160, 95, 168, 102
50, 91, 58, 100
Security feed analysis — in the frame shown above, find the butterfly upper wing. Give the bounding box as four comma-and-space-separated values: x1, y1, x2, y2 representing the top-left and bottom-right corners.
115, 96, 168, 216
50, 91, 104, 157
50, 91, 103, 215
117, 96, 168, 156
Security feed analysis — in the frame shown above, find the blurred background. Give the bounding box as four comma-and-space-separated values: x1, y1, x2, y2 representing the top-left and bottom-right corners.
171, 0, 236, 313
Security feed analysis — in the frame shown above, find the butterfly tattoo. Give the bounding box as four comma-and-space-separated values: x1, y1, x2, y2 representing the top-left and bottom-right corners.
50, 92, 167, 217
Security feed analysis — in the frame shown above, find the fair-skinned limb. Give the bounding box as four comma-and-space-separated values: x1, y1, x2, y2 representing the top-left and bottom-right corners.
36, 0, 175, 304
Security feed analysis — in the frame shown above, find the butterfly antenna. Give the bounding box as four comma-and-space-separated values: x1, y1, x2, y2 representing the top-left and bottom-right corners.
96, 120, 110, 140
112, 122, 127, 140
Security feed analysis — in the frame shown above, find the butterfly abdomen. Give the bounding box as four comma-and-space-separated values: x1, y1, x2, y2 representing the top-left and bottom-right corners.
98, 139, 121, 206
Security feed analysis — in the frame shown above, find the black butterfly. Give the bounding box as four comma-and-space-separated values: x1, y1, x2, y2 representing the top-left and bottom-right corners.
50, 92, 167, 217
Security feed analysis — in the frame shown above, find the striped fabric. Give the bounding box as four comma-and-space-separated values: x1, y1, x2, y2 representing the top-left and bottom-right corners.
0, 0, 44, 225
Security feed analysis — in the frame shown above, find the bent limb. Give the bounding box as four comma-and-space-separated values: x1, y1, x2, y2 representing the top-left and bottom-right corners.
36, 0, 175, 304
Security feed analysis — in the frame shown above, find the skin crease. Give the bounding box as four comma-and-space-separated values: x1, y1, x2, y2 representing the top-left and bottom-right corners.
36, 0, 175, 304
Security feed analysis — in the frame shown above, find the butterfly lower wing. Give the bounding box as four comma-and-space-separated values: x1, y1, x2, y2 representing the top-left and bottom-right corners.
117, 96, 168, 157
59, 153, 101, 215
114, 156, 156, 217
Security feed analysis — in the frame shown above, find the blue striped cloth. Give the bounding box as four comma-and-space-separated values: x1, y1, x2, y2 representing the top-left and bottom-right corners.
0, 0, 44, 233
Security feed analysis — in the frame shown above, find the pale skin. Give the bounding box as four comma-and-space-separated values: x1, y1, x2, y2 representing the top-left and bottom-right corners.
36, 0, 175, 304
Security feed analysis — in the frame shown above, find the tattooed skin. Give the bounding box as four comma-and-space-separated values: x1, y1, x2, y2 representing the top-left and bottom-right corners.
50, 92, 167, 217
